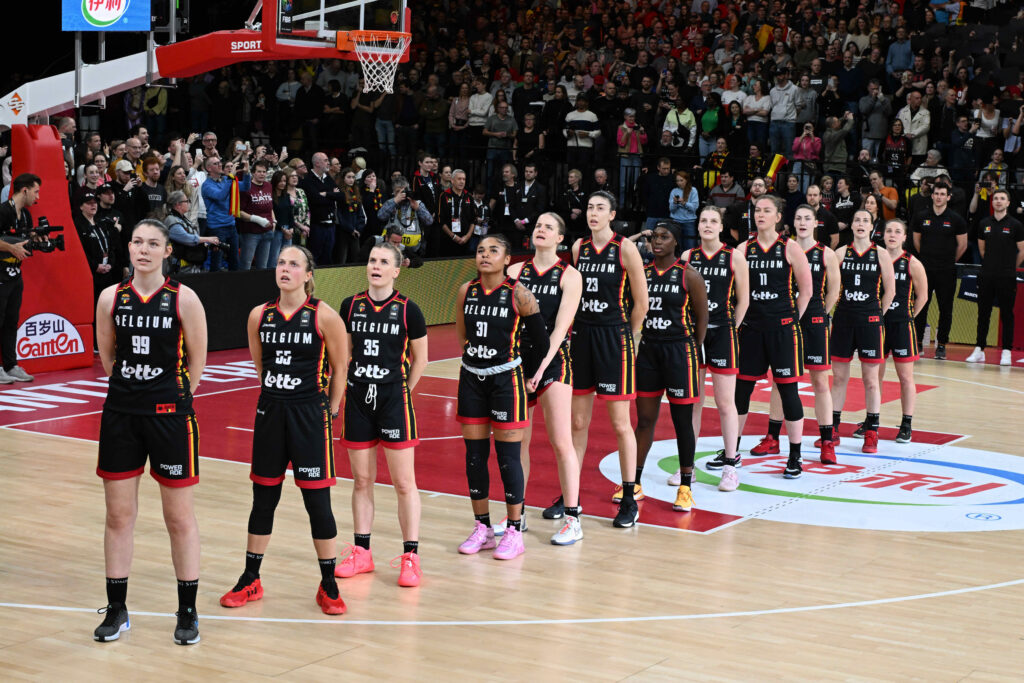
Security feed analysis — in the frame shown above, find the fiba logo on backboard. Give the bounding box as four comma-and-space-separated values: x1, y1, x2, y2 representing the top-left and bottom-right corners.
599, 438, 1024, 532
17, 313, 83, 360
80, 0, 132, 28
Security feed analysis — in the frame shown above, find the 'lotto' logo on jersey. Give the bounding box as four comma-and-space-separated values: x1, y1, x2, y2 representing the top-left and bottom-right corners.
751, 291, 779, 301
581, 299, 609, 313
264, 371, 302, 390
465, 344, 498, 359
845, 291, 872, 302
645, 318, 672, 330
121, 364, 163, 381
354, 365, 391, 380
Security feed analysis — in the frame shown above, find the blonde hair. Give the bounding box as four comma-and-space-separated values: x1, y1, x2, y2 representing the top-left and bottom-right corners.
281, 245, 317, 295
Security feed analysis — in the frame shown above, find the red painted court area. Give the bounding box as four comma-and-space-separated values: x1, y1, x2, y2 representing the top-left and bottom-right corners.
0, 325, 941, 533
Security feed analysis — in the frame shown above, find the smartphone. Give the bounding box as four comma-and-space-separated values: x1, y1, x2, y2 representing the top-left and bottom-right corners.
235, 142, 246, 152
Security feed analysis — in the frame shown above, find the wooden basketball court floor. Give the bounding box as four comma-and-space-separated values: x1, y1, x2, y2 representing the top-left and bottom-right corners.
1, 326, 1023, 680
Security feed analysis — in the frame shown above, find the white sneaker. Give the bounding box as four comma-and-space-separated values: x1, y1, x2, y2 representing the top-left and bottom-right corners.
965, 347, 985, 363
550, 515, 583, 546
1001, 349, 1012, 366
6, 365, 34, 382
667, 469, 682, 486
0, 368, 13, 385
492, 513, 527, 536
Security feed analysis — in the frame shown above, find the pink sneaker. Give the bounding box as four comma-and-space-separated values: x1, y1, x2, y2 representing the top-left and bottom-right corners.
718, 465, 739, 492
391, 552, 421, 587
335, 545, 374, 578
493, 527, 525, 560
458, 521, 496, 554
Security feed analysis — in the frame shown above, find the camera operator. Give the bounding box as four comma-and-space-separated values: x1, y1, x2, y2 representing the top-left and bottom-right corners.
377, 176, 432, 260
0, 173, 41, 383
74, 192, 126, 302
165, 191, 221, 274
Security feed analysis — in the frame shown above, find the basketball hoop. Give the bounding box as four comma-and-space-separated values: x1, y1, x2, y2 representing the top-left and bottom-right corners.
348, 30, 411, 93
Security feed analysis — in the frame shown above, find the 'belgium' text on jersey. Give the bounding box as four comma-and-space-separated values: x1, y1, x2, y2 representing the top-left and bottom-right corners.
343, 291, 416, 384
575, 234, 631, 326
516, 258, 568, 349
106, 278, 192, 415
804, 242, 828, 318
836, 243, 882, 324
745, 236, 798, 328
643, 259, 693, 340
687, 245, 735, 327
887, 250, 915, 323
462, 277, 520, 368
258, 297, 328, 400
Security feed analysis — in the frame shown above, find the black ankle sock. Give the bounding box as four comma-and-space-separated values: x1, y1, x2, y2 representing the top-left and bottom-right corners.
621, 481, 635, 504
474, 513, 491, 527
507, 518, 522, 531
106, 577, 128, 607
833, 411, 842, 429
789, 441, 801, 459
901, 414, 913, 428
680, 471, 693, 488
177, 579, 198, 612
354, 533, 371, 550
564, 506, 581, 518
736, 436, 742, 451
245, 551, 263, 577
767, 419, 783, 439
403, 541, 419, 554
866, 412, 880, 431
634, 467, 644, 484
819, 424, 834, 442
318, 559, 338, 598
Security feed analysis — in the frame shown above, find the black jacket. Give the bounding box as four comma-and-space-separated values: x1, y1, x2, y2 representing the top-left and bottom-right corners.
300, 172, 345, 224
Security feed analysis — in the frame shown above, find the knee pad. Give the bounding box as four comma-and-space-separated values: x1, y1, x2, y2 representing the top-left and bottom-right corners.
494, 440, 525, 505
735, 379, 755, 416
247, 483, 283, 536
465, 438, 490, 501
300, 487, 337, 540
778, 382, 804, 422
669, 403, 696, 469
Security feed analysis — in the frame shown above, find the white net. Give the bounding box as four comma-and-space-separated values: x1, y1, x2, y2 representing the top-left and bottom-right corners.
351, 31, 411, 93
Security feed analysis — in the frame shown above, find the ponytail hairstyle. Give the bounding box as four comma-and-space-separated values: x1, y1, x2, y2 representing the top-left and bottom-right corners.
280, 245, 317, 295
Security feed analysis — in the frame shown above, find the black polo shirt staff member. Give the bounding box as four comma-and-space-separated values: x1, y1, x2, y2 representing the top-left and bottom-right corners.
0, 173, 41, 384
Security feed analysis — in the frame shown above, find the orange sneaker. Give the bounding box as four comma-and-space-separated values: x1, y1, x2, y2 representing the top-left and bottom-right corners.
220, 575, 263, 607
335, 545, 374, 578
316, 585, 347, 615
750, 435, 780, 455
863, 430, 879, 454
392, 552, 422, 587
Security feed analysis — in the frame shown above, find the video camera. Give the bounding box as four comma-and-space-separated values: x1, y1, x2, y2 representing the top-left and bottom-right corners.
1, 216, 66, 255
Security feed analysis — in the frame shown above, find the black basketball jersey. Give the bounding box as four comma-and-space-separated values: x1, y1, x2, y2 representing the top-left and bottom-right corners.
342, 290, 422, 384
745, 236, 798, 328
804, 242, 828, 317
462, 277, 521, 369
575, 234, 631, 326
643, 259, 693, 341
887, 250, 915, 323
105, 278, 192, 415
257, 297, 328, 400
516, 258, 568, 347
837, 243, 883, 324
687, 245, 735, 327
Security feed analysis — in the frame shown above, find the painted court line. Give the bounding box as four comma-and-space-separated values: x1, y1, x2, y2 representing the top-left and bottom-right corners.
914, 371, 1024, 395
3, 576, 1022, 626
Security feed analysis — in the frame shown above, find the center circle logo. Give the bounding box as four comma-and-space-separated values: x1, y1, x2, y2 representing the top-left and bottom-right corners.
598, 437, 1024, 532
81, 0, 131, 27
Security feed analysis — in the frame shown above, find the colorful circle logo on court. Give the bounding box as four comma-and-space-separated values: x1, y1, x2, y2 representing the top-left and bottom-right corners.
81, 0, 132, 28
598, 437, 1024, 532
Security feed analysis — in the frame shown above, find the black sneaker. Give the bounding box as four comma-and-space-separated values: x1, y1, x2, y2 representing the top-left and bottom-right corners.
783, 456, 803, 479
612, 500, 639, 528
542, 496, 565, 520
935, 344, 947, 360
93, 604, 130, 642
174, 608, 200, 645
896, 424, 912, 444
705, 450, 742, 470
851, 422, 866, 439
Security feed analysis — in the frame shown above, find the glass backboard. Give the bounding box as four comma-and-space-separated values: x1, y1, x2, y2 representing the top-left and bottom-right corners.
276, 0, 407, 48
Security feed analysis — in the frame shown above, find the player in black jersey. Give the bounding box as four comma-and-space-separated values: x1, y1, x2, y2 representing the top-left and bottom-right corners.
93, 220, 208, 646
733, 195, 812, 484
570, 191, 649, 529
455, 234, 548, 560
634, 222, 708, 512
831, 210, 895, 455
748, 205, 842, 464
505, 213, 584, 546
680, 206, 748, 486
336, 242, 428, 587
880, 219, 928, 444
220, 246, 350, 616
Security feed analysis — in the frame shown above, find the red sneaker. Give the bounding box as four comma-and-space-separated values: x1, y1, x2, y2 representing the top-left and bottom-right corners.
392, 552, 422, 587
316, 585, 347, 615
819, 440, 837, 465
813, 435, 840, 447
220, 576, 263, 608
335, 545, 374, 578
862, 430, 879, 454
750, 435, 780, 455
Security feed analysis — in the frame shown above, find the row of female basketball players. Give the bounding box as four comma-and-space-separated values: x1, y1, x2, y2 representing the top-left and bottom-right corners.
90, 186, 925, 643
